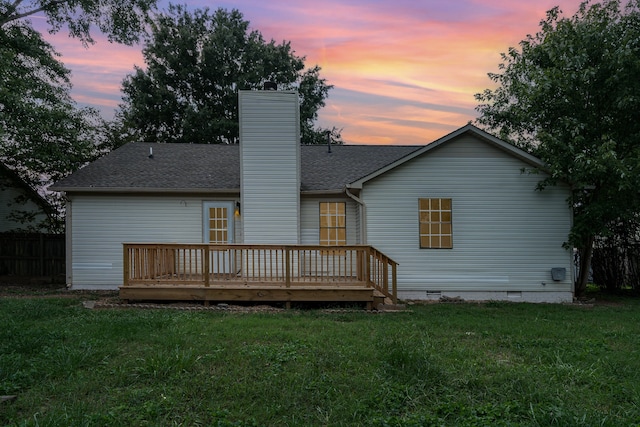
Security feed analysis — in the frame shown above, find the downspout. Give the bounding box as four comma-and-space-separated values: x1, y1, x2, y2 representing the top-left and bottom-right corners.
345, 187, 367, 244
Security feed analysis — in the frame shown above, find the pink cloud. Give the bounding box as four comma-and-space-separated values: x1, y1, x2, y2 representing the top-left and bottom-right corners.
37, 0, 588, 143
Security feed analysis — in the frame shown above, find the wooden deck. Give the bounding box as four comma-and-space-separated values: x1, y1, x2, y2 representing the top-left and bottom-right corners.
120, 244, 397, 309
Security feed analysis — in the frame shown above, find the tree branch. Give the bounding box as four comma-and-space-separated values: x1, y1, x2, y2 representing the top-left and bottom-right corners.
0, 0, 68, 27
0, 0, 25, 24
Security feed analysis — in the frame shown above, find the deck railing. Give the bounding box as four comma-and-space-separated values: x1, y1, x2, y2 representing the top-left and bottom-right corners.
123, 243, 397, 303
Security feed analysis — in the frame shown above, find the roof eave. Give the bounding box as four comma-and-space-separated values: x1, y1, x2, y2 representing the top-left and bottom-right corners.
300, 189, 345, 196
49, 186, 240, 194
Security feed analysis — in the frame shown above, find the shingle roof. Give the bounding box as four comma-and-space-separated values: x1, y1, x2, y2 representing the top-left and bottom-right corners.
50, 142, 421, 193
300, 144, 420, 191
1, 162, 55, 214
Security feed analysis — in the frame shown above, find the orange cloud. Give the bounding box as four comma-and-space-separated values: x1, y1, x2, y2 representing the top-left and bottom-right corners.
37, 0, 587, 143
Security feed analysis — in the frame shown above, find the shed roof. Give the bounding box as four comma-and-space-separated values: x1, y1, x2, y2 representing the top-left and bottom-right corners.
50, 142, 420, 194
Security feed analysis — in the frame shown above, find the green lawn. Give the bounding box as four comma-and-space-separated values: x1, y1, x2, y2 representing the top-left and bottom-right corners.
1, 294, 639, 426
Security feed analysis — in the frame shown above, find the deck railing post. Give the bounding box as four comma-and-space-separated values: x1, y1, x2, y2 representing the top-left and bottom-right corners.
150, 245, 157, 279
392, 262, 398, 304
365, 246, 371, 286
356, 249, 363, 282
123, 244, 129, 286
285, 247, 291, 287
383, 261, 389, 296
204, 245, 210, 287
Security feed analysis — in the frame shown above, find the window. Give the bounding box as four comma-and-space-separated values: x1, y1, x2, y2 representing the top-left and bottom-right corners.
319, 202, 346, 245
419, 198, 452, 249
204, 203, 233, 244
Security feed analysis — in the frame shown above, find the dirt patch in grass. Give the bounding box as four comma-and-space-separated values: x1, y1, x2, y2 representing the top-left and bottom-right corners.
0, 281, 119, 302
0, 281, 288, 312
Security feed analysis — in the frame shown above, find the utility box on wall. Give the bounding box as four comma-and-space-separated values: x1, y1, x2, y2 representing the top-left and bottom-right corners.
551, 267, 566, 281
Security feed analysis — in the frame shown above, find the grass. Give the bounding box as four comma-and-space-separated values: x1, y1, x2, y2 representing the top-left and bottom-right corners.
1, 293, 639, 426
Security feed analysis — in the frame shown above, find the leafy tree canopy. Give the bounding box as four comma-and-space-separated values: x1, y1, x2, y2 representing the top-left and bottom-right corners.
1, 0, 159, 231
0, 22, 101, 231
475, 0, 640, 295
0, 0, 158, 45
114, 5, 340, 146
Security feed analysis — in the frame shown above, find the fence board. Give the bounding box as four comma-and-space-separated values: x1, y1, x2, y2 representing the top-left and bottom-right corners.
0, 233, 65, 277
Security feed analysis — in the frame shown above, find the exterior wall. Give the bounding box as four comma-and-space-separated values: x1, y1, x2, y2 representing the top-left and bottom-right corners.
400, 290, 571, 304
300, 196, 360, 244
239, 90, 300, 244
67, 194, 238, 289
0, 185, 49, 232
362, 134, 574, 302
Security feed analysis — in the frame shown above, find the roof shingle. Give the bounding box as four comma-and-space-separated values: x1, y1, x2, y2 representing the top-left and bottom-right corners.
51, 142, 420, 193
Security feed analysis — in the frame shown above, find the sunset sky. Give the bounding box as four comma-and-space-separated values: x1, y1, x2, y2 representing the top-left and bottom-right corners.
37, 0, 586, 145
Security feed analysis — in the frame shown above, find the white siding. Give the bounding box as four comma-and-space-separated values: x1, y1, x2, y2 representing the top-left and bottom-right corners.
362, 134, 574, 297
68, 195, 236, 289
300, 197, 359, 244
239, 91, 300, 244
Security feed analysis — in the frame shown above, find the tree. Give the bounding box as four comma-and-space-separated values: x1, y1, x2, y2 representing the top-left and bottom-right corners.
0, 0, 158, 45
1, 0, 159, 231
114, 6, 339, 146
0, 21, 101, 231
475, 0, 640, 297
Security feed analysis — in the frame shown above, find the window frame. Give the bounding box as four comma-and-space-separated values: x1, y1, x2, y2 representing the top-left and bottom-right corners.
419, 198, 453, 249
319, 201, 347, 246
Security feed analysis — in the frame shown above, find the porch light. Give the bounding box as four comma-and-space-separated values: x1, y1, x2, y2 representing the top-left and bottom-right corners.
235, 201, 241, 216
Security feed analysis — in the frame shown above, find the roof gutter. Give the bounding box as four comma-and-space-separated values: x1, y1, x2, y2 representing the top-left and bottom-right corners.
345, 186, 367, 244
48, 187, 240, 194
300, 189, 345, 196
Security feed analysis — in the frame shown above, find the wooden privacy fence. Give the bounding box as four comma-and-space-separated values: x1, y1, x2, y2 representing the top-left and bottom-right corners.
123, 243, 397, 303
0, 233, 65, 277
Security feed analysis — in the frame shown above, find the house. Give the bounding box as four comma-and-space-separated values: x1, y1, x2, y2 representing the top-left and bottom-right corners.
51, 90, 574, 303
1, 162, 55, 232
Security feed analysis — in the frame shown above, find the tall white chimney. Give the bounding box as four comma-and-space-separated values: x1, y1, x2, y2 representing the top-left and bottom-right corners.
239, 89, 301, 244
